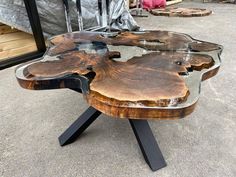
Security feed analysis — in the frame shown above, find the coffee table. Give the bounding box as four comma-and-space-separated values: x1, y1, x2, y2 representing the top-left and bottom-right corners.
15, 31, 222, 171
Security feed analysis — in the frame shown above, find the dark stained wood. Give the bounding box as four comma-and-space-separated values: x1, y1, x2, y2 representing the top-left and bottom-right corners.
150, 8, 212, 17
15, 31, 223, 119
202, 66, 220, 81
52, 31, 192, 52
25, 51, 103, 77
189, 41, 221, 52
0, 25, 18, 35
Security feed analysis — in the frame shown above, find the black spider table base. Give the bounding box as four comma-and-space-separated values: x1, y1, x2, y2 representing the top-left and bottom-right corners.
58, 106, 167, 171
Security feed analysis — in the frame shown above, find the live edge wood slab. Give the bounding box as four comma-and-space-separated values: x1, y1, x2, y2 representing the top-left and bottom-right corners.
15, 31, 222, 119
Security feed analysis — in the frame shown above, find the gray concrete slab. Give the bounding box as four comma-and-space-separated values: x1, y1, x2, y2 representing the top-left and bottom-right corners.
0, 2, 236, 177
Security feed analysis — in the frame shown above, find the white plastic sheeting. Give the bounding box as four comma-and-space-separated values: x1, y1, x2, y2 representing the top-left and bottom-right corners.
0, 0, 139, 37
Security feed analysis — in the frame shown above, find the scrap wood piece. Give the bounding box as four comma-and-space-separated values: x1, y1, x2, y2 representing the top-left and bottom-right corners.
150, 7, 212, 17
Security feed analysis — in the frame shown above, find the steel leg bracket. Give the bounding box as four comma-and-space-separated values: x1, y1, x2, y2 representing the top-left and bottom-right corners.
58, 106, 101, 146
59, 107, 167, 171
129, 119, 167, 171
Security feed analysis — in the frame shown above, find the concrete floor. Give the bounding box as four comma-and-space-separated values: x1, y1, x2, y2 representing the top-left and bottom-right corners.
0, 2, 236, 177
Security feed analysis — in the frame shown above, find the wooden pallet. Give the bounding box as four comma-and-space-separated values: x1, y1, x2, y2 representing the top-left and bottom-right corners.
0, 23, 37, 61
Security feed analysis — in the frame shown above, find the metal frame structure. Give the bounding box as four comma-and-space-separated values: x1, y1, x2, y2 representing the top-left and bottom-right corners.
59, 104, 167, 171
63, 0, 110, 32
0, 0, 46, 70
129, 0, 148, 17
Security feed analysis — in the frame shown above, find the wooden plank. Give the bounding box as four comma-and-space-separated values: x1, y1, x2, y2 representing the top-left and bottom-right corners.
0, 24, 39, 61
166, 0, 182, 6
0, 32, 33, 43
0, 25, 19, 35
0, 44, 37, 61
0, 38, 36, 51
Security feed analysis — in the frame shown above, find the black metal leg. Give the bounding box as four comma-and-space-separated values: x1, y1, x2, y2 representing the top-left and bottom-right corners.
129, 119, 167, 171
23, 0, 46, 52
59, 106, 166, 171
59, 106, 101, 146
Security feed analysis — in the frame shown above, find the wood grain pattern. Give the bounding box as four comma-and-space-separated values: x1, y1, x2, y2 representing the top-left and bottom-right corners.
0, 32, 33, 43
15, 31, 222, 119
0, 25, 37, 61
0, 45, 37, 60
150, 8, 212, 17
0, 25, 18, 35
0, 38, 36, 51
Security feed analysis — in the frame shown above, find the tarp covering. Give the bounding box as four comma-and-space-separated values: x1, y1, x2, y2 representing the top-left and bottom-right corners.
0, 0, 139, 37
143, 0, 166, 10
